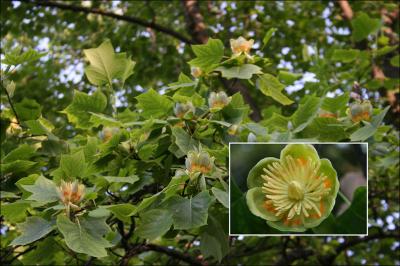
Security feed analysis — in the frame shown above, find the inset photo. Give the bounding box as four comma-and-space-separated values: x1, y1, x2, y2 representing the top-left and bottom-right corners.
229, 143, 367, 236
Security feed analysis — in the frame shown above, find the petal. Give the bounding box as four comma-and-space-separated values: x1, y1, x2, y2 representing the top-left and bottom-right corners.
303, 198, 332, 228
267, 218, 307, 233
318, 159, 340, 200
247, 157, 280, 189
246, 187, 280, 222
280, 144, 320, 164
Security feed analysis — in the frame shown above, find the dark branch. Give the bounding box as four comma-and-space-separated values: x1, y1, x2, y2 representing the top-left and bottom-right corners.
25, 0, 193, 44
120, 243, 204, 266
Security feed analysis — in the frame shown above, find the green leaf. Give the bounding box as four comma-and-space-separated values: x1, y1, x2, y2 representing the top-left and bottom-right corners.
336, 186, 367, 234
302, 117, 348, 141
390, 54, 399, 67
278, 71, 302, 85
102, 175, 139, 184
84, 40, 135, 86
136, 89, 173, 118
3, 47, 47, 65
211, 187, 228, 208
2, 144, 37, 163
215, 64, 262, 79
89, 112, 122, 127
164, 191, 213, 230
200, 215, 229, 262
62, 89, 107, 129
0, 160, 38, 175
57, 215, 113, 257
136, 209, 173, 240
292, 95, 321, 133
21, 175, 59, 203
351, 12, 381, 42
60, 150, 87, 178
105, 204, 136, 223
257, 73, 293, 105
262, 28, 277, 49
189, 38, 224, 72
1, 201, 31, 223
331, 49, 360, 63
374, 45, 398, 57
15, 98, 42, 121
171, 127, 200, 155
350, 106, 390, 141
10, 217, 54, 246
321, 92, 349, 114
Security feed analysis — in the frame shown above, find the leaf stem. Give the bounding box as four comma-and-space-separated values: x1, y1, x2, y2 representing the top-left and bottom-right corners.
338, 190, 351, 206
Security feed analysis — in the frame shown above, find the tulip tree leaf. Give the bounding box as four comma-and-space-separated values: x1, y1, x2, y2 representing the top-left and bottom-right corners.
84, 39, 135, 86
350, 106, 390, 141
189, 38, 224, 72
211, 187, 229, 208
136, 209, 173, 240
62, 89, 107, 129
21, 175, 59, 203
216, 64, 262, 79
57, 215, 113, 258
60, 150, 87, 178
164, 191, 213, 230
11, 217, 54, 246
1, 201, 31, 223
351, 12, 381, 42
136, 89, 173, 118
257, 73, 294, 105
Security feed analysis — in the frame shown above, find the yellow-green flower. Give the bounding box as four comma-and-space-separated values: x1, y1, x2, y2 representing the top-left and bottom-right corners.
185, 150, 215, 175
230, 36, 254, 56
347, 100, 373, 123
246, 144, 339, 232
191, 67, 202, 78
208, 91, 231, 111
174, 102, 195, 118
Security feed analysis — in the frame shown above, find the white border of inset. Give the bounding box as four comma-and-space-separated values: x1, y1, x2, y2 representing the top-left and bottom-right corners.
228, 142, 368, 237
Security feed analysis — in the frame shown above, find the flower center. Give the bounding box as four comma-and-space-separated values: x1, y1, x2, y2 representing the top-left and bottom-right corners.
287, 181, 304, 201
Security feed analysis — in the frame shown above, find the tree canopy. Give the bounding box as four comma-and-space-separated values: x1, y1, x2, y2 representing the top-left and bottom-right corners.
1, 1, 399, 265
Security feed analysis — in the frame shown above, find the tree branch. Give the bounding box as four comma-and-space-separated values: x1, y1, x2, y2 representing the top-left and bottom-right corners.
25, 0, 193, 44
120, 243, 204, 266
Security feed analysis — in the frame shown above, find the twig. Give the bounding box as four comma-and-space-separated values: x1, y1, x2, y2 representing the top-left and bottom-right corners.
1, 80, 21, 125
25, 0, 193, 44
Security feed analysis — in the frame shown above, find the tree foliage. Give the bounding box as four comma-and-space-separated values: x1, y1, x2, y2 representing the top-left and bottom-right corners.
1, 1, 399, 265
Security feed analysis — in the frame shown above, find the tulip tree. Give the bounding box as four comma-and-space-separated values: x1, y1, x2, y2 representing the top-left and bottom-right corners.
1, 1, 399, 265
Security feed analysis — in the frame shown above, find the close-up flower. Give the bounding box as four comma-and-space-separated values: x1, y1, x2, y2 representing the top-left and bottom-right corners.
185, 150, 215, 175
230, 36, 254, 55
348, 100, 373, 123
208, 91, 231, 110
246, 144, 339, 232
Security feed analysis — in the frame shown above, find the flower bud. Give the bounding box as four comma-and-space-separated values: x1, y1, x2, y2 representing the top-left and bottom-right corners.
230, 36, 254, 55
191, 67, 202, 78
174, 102, 195, 118
348, 100, 372, 123
185, 150, 214, 175
208, 91, 231, 109
6, 118, 22, 136
99, 127, 119, 142
57, 180, 85, 205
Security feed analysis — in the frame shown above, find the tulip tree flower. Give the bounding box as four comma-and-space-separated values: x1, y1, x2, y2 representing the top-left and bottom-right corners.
208, 91, 231, 111
230, 36, 254, 56
57, 180, 85, 218
191, 67, 202, 78
347, 100, 373, 123
246, 144, 339, 232
185, 150, 215, 175
174, 102, 195, 118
